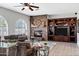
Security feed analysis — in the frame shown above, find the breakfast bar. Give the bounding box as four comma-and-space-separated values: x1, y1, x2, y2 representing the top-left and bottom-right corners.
0, 40, 17, 56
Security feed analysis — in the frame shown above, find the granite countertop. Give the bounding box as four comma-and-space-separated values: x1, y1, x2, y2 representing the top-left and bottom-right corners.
0, 40, 31, 48
0, 42, 17, 48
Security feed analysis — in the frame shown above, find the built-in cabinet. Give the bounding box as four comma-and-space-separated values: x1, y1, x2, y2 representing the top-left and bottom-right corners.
30, 16, 77, 43
48, 17, 77, 43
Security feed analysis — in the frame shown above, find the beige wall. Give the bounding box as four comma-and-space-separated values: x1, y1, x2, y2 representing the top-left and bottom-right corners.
0, 7, 30, 39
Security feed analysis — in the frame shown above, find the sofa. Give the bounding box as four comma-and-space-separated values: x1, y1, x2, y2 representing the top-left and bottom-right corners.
3, 34, 27, 41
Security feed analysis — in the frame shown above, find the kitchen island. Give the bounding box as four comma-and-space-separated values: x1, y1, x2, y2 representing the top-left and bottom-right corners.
0, 40, 17, 56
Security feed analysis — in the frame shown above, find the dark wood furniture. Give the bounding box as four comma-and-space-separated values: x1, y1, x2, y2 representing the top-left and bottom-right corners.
0, 40, 17, 56
0, 46, 17, 56
0, 40, 34, 56
17, 41, 34, 56
48, 17, 77, 43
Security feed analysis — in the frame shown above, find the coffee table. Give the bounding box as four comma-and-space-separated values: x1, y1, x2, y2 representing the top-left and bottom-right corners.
32, 41, 49, 56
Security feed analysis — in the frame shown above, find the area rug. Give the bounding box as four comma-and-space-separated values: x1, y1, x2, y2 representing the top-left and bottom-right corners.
32, 41, 56, 56
39, 41, 56, 49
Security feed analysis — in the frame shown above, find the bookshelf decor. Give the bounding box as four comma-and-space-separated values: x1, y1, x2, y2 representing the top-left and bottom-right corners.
48, 17, 77, 43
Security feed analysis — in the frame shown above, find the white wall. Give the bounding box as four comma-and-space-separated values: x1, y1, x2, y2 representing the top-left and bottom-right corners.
47, 13, 77, 19
0, 7, 30, 39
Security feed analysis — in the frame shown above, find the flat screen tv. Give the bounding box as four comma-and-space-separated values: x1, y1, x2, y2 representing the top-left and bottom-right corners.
55, 26, 68, 36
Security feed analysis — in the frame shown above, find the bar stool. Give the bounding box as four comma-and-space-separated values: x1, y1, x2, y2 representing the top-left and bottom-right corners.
38, 46, 49, 56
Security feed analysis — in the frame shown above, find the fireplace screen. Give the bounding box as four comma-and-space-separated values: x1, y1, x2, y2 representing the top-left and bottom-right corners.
34, 30, 42, 37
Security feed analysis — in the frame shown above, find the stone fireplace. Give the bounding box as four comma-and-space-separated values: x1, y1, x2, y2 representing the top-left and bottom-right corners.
30, 15, 48, 41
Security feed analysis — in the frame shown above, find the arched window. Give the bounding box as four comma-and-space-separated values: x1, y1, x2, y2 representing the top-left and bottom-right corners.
15, 19, 27, 35
0, 16, 8, 36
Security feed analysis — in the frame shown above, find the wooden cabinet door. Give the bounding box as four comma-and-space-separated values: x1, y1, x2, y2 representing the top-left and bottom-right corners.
54, 36, 69, 42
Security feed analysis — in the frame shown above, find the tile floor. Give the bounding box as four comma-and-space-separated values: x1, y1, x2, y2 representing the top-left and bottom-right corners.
49, 42, 79, 56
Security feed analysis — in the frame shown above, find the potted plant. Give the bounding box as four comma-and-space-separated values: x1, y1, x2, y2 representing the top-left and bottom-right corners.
44, 42, 47, 46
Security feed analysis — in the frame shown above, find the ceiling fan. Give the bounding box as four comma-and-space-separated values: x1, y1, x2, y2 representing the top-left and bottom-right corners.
15, 3, 39, 11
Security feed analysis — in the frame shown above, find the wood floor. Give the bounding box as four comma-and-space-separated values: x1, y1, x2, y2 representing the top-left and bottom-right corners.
49, 42, 79, 56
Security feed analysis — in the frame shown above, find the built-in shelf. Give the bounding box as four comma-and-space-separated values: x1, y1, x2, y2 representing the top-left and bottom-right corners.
48, 17, 77, 43
48, 35, 54, 36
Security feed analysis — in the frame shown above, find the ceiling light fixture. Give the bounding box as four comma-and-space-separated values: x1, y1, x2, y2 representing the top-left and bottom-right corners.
15, 3, 39, 11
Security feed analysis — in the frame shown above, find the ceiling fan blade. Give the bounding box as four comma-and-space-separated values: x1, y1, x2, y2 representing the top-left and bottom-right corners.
30, 5, 39, 8
21, 8, 25, 10
29, 7, 33, 11
24, 3, 29, 6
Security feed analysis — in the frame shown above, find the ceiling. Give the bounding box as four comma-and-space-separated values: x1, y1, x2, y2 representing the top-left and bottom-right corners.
0, 3, 79, 16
